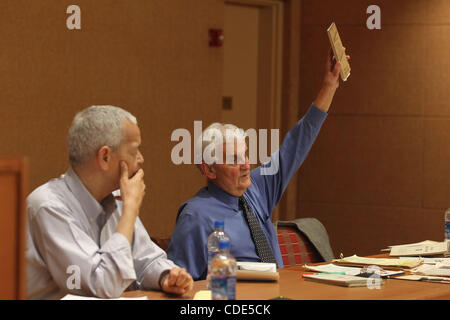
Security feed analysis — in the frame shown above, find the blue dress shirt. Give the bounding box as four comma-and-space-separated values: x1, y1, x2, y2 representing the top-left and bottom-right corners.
167, 104, 328, 280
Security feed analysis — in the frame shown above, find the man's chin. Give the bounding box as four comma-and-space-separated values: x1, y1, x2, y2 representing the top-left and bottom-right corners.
129, 168, 140, 179
240, 178, 252, 190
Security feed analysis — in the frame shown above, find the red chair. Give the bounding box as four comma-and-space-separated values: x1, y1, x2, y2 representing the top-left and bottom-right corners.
276, 225, 325, 266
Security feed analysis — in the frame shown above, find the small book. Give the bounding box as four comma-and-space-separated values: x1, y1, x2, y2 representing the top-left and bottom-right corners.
327, 22, 351, 81
303, 273, 383, 288
236, 262, 279, 281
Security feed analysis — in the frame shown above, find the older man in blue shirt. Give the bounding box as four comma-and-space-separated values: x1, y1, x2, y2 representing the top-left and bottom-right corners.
167, 50, 348, 280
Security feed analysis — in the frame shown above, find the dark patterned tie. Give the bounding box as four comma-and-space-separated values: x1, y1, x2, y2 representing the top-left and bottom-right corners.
239, 196, 276, 263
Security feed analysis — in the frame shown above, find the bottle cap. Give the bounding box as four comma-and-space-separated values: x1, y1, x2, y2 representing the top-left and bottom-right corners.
218, 240, 230, 250
214, 221, 224, 229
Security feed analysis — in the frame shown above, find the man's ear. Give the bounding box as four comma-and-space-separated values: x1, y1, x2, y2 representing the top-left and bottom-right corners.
97, 146, 112, 171
200, 162, 216, 180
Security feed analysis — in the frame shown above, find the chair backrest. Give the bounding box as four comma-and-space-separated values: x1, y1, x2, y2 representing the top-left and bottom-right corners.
277, 225, 323, 266
0, 158, 27, 299
151, 236, 171, 252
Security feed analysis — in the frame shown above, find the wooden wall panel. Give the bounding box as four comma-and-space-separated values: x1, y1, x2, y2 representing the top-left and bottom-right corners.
278, 0, 302, 221
299, 203, 443, 257
299, 25, 450, 116
298, 116, 423, 207
295, 0, 450, 255
301, 0, 450, 25
424, 119, 450, 208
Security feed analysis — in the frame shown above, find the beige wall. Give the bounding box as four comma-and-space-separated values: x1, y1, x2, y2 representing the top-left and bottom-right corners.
0, 0, 224, 237
295, 0, 450, 256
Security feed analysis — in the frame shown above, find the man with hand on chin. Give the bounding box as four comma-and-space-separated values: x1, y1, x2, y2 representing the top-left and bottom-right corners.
26, 105, 193, 299
167, 49, 349, 280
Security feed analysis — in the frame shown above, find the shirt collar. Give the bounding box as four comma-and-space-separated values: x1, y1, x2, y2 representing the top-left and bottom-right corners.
64, 167, 117, 220
207, 181, 240, 212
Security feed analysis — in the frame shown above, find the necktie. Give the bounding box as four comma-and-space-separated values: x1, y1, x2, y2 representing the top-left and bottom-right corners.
239, 196, 276, 263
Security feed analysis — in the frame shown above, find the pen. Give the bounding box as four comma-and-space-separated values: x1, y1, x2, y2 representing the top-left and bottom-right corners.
302, 272, 346, 278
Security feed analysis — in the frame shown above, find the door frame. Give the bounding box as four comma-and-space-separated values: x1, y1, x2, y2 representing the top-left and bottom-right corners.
224, 0, 284, 132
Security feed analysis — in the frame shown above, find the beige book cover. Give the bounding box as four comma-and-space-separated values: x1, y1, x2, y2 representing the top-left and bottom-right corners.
327, 22, 351, 81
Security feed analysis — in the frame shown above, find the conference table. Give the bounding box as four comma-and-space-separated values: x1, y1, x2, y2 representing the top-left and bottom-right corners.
123, 254, 450, 300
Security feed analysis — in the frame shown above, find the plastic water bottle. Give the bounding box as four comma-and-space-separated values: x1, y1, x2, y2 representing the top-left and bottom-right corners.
445, 208, 450, 243
210, 240, 237, 300
206, 221, 230, 289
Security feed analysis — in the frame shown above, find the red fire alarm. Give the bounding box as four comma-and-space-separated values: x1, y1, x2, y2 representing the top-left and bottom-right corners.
209, 29, 224, 47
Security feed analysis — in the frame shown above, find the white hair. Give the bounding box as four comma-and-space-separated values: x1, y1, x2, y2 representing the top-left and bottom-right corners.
196, 122, 246, 170
67, 105, 137, 165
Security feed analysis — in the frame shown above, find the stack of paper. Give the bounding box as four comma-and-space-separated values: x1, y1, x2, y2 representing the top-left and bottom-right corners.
236, 262, 279, 281
414, 257, 450, 264
304, 263, 404, 277
394, 275, 450, 284
393, 256, 450, 284
332, 255, 423, 269
388, 240, 450, 257
303, 273, 383, 288
411, 261, 450, 277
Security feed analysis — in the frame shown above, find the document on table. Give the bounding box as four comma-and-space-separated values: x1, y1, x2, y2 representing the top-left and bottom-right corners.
193, 290, 212, 300
332, 255, 423, 269
303, 273, 383, 288
395, 275, 450, 284
411, 263, 450, 277
304, 263, 404, 277
389, 240, 449, 257
304, 263, 361, 275
402, 257, 450, 264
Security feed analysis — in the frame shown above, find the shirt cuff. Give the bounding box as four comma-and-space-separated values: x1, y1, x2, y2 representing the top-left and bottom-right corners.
141, 258, 177, 290
158, 269, 171, 289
